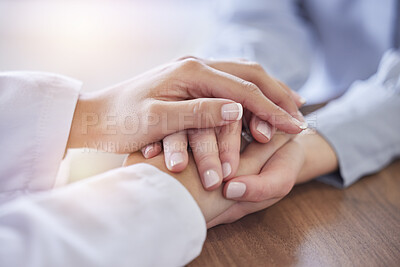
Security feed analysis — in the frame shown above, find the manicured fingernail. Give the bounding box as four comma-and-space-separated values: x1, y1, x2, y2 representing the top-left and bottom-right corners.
222, 162, 232, 178
203, 169, 220, 188
292, 117, 308, 130
168, 152, 184, 168
256, 120, 272, 140
221, 103, 243, 121
143, 146, 153, 158
226, 182, 246, 198
299, 97, 307, 105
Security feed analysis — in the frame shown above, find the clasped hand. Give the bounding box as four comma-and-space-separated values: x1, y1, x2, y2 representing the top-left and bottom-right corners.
66, 56, 338, 227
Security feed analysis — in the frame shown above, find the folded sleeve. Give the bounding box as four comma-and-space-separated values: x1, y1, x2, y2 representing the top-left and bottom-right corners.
200, 0, 314, 90
307, 50, 400, 188
0, 72, 81, 203
0, 163, 206, 267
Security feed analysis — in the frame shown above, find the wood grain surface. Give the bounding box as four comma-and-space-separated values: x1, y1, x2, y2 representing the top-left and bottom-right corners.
188, 159, 400, 267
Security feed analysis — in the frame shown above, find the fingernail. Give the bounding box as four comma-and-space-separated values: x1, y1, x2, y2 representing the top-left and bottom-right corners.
143, 146, 153, 158
222, 162, 232, 178
299, 97, 307, 105
203, 169, 220, 188
226, 182, 246, 198
169, 152, 184, 168
256, 120, 272, 140
221, 103, 243, 121
292, 117, 308, 130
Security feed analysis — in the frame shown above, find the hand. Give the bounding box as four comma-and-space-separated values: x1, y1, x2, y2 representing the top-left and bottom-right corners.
209, 129, 339, 227
123, 150, 235, 223
67, 57, 306, 154
124, 132, 294, 226
139, 57, 307, 190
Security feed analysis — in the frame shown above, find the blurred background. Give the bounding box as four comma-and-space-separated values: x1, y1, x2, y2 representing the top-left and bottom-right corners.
0, 0, 216, 182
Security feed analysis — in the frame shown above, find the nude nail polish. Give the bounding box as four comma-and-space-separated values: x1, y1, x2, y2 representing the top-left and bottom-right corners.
221, 103, 243, 121
203, 169, 220, 188
226, 182, 246, 198
169, 152, 184, 168
222, 162, 232, 178
292, 117, 308, 130
256, 121, 272, 140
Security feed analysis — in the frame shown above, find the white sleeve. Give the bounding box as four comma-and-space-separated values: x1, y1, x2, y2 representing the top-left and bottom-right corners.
0, 163, 207, 267
0, 71, 81, 204
0, 72, 206, 266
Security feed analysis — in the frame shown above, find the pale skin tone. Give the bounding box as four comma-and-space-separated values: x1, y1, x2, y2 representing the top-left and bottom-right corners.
140, 58, 307, 191
125, 130, 338, 228
65, 56, 334, 224
67, 57, 307, 191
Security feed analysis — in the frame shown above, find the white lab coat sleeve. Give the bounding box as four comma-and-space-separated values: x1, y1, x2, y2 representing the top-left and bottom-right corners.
0, 72, 207, 266
0, 163, 207, 267
0, 71, 81, 203
200, 0, 315, 90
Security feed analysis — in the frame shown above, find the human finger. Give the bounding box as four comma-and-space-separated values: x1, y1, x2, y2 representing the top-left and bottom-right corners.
224, 141, 304, 201
173, 58, 307, 133
236, 132, 292, 177
178, 57, 302, 117
154, 98, 242, 136
249, 115, 276, 143
162, 131, 188, 172
216, 120, 242, 180
275, 79, 306, 108
141, 142, 162, 159
188, 128, 223, 190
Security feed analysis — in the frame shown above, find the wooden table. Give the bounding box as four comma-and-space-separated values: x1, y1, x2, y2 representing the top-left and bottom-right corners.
189, 159, 400, 267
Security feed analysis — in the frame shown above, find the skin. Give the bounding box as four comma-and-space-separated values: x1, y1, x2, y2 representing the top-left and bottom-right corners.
209, 130, 338, 227
66, 56, 306, 192
125, 130, 338, 228
142, 59, 307, 190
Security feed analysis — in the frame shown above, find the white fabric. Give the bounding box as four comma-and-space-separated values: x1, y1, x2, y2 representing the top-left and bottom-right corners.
0, 72, 81, 203
0, 72, 206, 267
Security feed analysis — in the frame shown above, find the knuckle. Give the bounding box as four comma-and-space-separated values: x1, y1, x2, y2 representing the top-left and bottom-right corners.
219, 140, 240, 156
246, 61, 265, 72
241, 80, 260, 95
191, 99, 213, 126
188, 131, 203, 146
192, 99, 207, 117
176, 55, 198, 62
196, 151, 217, 168
189, 136, 218, 158
146, 100, 162, 116
179, 58, 203, 71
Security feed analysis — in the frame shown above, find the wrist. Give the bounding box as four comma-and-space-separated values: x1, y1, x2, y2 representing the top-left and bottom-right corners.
67, 92, 102, 149
296, 129, 338, 183
174, 160, 235, 222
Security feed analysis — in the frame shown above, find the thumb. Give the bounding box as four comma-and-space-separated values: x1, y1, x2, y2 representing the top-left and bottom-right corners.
224, 141, 303, 202
158, 98, 243, 133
